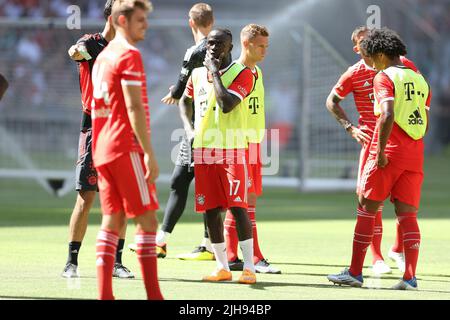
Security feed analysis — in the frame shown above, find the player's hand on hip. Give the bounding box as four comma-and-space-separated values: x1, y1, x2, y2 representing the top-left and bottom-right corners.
144, 153, 159, 184
349, 126, 371, 146
376, 152, 388, 168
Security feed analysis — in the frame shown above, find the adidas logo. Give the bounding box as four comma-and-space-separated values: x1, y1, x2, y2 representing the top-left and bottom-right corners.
408, 109, 424, 125
199, 87, 207, 96
71, 250, 78, 254
410, 243, 420, 250
234, 196, 242, 202
363, 81, 371, 87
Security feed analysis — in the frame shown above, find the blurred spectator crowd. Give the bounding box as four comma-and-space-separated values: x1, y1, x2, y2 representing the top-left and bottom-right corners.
0, 0, 106, 19
0, 0, 449, 149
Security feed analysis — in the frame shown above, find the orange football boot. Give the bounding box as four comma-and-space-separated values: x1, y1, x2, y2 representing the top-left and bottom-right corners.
238, 269, 257, 284
202, 269, 232, 282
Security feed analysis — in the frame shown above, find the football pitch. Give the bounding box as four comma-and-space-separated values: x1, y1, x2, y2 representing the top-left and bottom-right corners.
0, 150, 449, 300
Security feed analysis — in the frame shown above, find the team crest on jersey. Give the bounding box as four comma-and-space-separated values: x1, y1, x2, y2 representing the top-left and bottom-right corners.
88, 174, 97, 186
196, 194, 205, 205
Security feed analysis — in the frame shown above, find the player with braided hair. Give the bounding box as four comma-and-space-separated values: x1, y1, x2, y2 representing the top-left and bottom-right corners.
328, 28, 431, 290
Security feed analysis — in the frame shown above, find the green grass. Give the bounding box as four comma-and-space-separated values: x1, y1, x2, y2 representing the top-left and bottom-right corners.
0, 149, 449, 300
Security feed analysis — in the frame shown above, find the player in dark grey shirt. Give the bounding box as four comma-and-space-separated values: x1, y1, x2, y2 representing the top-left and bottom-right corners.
153, 3, 218, 260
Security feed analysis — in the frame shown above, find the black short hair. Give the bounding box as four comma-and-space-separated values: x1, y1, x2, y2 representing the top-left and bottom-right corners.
104, 0, 115, 20
360, 27, 407, 59
211, 28, 233, 42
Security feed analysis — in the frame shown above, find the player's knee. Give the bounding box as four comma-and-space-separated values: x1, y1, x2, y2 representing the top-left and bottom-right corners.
229, 207, 249, 222
205, 211, 222, 228
78, 190, 96, 205
135, 212, 158, 233
359, 197, 381, 213
101, 214, 123, 233
394, 200, 418, 214
170, 171, 188, 191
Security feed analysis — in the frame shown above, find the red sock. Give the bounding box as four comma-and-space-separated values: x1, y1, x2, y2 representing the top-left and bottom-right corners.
248, 206, 265, 264
370, 208, 384, 263
224, 210, 239, 261
96, 229, 119, 300
397, 213, 421, 280
349, 207, 376, 276
391, 219, 404, 253
135, 233, 164, 300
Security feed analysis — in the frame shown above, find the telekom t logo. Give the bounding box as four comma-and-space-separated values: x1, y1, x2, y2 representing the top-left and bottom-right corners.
404, 82, 415, 101
249, 97, 259, 115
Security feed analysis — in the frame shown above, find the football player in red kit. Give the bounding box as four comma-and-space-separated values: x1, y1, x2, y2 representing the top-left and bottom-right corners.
326, 26, 419, 274
91, 0, 163, 300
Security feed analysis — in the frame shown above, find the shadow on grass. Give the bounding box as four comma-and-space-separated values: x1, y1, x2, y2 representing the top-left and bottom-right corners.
160, 277, 337, 291
158, 277, 450, 295
274, 262, 450, 279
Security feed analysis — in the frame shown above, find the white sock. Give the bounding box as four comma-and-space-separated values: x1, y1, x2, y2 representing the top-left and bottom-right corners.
239, 238, 255, 273
201, 237, 213, 252
156, 230, 170, 246
211, 242, 230, 271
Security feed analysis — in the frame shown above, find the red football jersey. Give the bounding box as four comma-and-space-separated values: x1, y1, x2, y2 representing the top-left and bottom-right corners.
333, 56, 418, 135
91, 37, 150, 167
76, 33, 108, 115
369, 71, 431, 171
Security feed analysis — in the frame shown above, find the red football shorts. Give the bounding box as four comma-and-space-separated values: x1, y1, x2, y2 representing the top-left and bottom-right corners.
356, 142, 370, 195
360, 155, 423, 208
194, 148, 248, 213
247, 143, 262, 196
96, 152, 159, 218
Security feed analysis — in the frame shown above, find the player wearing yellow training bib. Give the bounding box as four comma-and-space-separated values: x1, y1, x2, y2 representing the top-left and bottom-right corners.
184, 28, 258, 284
223, 24, 281, 275
328, 28, 431, 291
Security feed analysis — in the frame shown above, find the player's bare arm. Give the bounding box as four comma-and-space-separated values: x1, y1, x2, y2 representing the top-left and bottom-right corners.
204, 52, 241, 113
326, 91, 371, 145
161, 85, 179, 105
376, 100, 395, 168
122, 84, 159, 184
0, 73, 9, 101
178, 93, 195, 141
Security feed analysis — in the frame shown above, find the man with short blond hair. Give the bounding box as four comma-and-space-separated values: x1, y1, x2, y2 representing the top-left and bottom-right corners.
240, 23, 269, 40
223, 24, 280, 274
188, 2, 214, 28
91, 0, 163, 300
